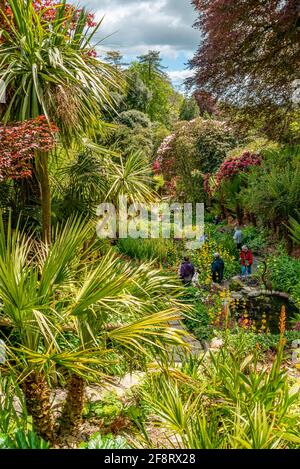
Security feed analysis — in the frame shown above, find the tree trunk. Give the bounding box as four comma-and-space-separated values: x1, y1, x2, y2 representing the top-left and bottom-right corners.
35, 151, 51, 244
21, 371, 54, 443
59, 374, 85, 436
250, 213, 257, 227
284, 226, 293, 255
236, 205, 243, 225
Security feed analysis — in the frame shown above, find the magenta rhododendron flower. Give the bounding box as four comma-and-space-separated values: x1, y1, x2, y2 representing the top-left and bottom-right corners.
153, 160, 161, 173
214, 151, 262, 189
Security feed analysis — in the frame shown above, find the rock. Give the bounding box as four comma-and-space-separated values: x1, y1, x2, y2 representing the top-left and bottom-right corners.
210, 338, 224, 349
291, 350, 300, 364
230, 292, 244, 301
247, 290, 265, 298
240, 287, 254, 294
229, 277, 244, 292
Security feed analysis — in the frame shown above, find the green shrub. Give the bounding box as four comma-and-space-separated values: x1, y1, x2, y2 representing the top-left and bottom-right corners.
83, 392, 123, 424
117, 238, 180, 266
117, 110, 151, 129
240, 147, 300, 237
79, 432, 130, 449
242, 226, 268, 253
289, 214, 300, 246
261, 251, 300, 303
100, 123, 153, 159
227, 138, 279, 158
183, 287, 212, 342
220, 328, 300, 355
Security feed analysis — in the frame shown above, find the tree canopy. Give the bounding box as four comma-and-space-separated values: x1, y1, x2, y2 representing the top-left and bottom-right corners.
189, 0, 300, 106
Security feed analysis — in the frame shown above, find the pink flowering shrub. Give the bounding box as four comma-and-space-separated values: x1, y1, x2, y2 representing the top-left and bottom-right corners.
216, 152, 262, 186
154, 133, 176, 175
153, 118, 236, 199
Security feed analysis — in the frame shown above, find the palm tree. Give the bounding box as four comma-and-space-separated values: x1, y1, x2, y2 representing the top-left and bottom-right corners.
52, 148, 157, 222
0, 216, 92, 441
105, 151, 157, 205
0, 0, 120, 242
58, 253, 188, 435
0, 215, 190, 442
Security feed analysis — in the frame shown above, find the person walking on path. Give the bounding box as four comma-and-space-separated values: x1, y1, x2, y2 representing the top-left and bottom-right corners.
240, 245, 253, 277
214, 215, 221, 225
233, 226, 243, 250
178, 256, 195, 285
211, 253, 224, 284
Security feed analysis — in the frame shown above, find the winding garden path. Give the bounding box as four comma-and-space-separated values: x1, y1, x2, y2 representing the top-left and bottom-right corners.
169, 320, 203, 362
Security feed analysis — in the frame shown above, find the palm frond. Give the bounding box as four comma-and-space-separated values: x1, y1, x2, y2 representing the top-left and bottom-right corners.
106, 151, 157, 204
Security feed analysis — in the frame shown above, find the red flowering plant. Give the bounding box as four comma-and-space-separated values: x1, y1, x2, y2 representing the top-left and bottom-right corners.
33, 1, 97, 27
4, 0, 97, 27
216, 152, 262, 186
152, 159, 161, 174
205, 151, 262, 195
0, 116, 58, 181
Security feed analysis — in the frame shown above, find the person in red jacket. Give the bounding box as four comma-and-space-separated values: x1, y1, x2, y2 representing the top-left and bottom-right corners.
240, 245, 253, 277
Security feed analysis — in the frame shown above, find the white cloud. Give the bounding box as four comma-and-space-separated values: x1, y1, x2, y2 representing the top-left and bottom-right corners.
168, 70, 193, 82
77, 0, 199, 67
167, 69, 195, 90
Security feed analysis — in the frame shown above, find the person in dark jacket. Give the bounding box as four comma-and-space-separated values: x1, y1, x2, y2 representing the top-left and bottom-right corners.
178, 257, 195, 285
211, 253, 224, 284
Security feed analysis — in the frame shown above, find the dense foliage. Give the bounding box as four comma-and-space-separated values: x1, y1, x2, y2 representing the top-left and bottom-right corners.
0, 0, 299, 452
190, 0, 300, 108
0, 116, 58, 180
154, 117, 236, 200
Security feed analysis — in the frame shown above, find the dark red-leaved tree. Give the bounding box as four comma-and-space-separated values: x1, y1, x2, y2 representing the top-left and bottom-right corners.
0, 116, 58, 181
189, 0, 300, 106
193, 90, 217, 116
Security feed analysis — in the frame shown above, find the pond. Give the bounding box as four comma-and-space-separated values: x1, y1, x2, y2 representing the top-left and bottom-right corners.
229, 279, 299, 333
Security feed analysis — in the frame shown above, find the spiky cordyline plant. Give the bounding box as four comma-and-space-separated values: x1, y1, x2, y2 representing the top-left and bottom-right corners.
51, 148, 157, 222
0, 0, 121, 242
105, 150, 157, 205
0, 215, 190, 442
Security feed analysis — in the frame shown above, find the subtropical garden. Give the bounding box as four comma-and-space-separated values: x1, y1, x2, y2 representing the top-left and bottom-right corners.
0, 0, 300, 450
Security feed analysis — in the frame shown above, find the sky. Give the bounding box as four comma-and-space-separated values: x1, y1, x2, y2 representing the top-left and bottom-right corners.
77, 0, 200, 89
